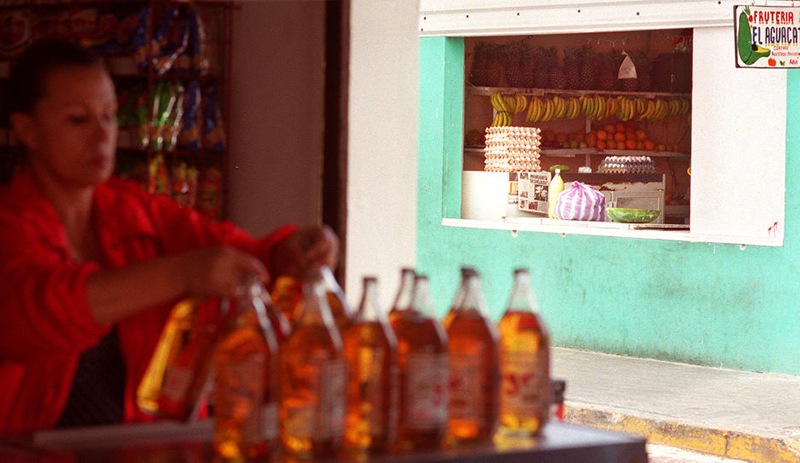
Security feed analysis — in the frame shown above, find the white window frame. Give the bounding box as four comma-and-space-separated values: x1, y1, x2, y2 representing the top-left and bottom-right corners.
422, 0, 787, 247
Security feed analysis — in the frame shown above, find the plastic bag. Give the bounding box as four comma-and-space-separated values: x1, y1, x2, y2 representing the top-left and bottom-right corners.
555, 181, 606, 221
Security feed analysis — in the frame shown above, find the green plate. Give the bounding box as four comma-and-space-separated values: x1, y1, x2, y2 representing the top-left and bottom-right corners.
607, 208, 660, 223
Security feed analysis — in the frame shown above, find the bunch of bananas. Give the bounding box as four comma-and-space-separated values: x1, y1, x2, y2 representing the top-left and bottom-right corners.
617, 96, 691, 122
490, 92, 527, 115
490, 91, 691, 125
526, 95, 583, 123
490, 92, 527, 127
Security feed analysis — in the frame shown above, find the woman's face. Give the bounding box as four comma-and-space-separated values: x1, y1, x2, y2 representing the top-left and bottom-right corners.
15, 65, 118, 188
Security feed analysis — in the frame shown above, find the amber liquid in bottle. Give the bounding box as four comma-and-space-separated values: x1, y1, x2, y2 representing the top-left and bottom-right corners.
279, 272, 346, 458
445, 272, 499, 444
213, 280, 280, 460
137, 298, 196, 415
496, 269, 551, 438
391, 275, 449, 451
155, 297, 226, 421
446, 310, 500, 443
342, 277, 399, 453
271, 275, 303, 325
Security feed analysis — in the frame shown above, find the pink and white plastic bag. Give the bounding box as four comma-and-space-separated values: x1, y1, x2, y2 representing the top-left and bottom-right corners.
555, 181, 606, 221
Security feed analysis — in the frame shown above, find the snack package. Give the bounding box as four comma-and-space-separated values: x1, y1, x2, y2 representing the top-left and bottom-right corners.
151, 6, 190, 76
196, 167, 223, 220
202, 84, 225, 152
150, 82, 180, 152
163, 82, 185, 152
171, 161, 190, 207
178, 81, 202, 151
148, 154, 172, 197
173, 9, 208, 76
555, 181, 606, 221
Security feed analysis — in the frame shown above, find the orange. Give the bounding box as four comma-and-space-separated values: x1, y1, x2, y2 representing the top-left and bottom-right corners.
607, 140, 617, 150
644, 140, 655, 150
615, 122, 626, 133
596, 129, 608, 141
603, 123, 616, 134
586, 132, 597, 147
635, 129, 647, 141
625, 139, 637, 150
613, 132, 626, 142
596, 139, 606, 151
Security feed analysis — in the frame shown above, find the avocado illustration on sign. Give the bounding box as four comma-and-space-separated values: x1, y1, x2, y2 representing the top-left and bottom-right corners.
737, 6, 771, 65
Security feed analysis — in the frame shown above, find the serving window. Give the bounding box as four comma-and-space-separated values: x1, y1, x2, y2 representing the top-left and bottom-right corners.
420, 0, 786, 247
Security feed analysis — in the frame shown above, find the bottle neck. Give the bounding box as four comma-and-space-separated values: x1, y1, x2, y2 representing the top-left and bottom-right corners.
357, 277, 384, 323
410, 275, 437, 319
454, 274, 490, 317
507, 270, 540, 313
392, 268, 415, 312
298, 274, 337, 327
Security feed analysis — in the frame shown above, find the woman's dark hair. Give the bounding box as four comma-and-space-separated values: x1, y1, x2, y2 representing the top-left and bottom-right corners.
6, 38, 106, 115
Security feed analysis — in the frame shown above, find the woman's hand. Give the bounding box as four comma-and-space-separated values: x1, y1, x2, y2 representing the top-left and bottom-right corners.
271, 225, 339, 279
182, 246, 269, 299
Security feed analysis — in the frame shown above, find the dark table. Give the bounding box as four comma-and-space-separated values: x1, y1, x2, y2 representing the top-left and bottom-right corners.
0, 420, 647, 462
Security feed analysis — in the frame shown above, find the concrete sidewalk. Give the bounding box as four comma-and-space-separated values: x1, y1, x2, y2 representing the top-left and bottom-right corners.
552, 347, 800, 463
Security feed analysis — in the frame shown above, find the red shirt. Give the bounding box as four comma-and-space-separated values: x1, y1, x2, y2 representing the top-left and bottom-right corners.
0, 168, 296, 436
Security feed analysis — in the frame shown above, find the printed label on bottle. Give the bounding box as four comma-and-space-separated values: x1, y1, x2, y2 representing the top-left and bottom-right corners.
161, 365, 192, 400
320, 359, 346, 437
449, 352, 484, 423
358, 346, 385, 433
226, 357, 266, 444
261, 402, 279, 441
405, 352, 449, 430
499, 350, 549, 416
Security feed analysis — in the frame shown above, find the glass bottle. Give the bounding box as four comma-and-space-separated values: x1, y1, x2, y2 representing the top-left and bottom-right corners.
213, 278, 280, 460
496, 268, 551, 438
321, 265, 355, 334
137, 298, 197, 416
391, 275, 449, 451
279, 269, 346, 458
444, 269, 499, 444
270, 275, 303, 325
442, 266, 477, 329
388, 267, 415, 324
153, 297, 227, 421
342, 276, 399, 453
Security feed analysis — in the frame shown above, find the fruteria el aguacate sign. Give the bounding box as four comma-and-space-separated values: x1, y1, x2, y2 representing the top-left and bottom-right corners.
736, 4, 800, 68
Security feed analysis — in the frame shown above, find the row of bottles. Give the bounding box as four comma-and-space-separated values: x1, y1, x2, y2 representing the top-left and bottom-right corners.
136, 264, 551, 460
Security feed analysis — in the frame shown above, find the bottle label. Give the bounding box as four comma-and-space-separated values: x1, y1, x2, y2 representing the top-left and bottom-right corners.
320, 359, 346, 437
261, 401, 279, 441
405, 352, 449, 430
218, 355, 267, 445
449, 352, 484, 423
357, 346, 385, 433
161, 365, 192, 400
499, 350, 549, 416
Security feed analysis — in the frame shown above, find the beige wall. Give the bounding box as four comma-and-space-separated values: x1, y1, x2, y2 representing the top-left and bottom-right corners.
228, 2, 326, 236
345, 0, 419, 302
229, 1, 419, 305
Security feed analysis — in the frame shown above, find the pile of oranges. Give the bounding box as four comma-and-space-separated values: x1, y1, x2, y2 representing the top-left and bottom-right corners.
541, 122, 680, 153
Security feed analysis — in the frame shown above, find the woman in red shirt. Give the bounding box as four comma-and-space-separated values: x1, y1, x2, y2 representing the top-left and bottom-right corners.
0, 38, 338, 436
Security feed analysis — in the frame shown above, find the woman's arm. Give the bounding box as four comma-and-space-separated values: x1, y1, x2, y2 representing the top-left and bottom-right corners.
86, 245, 267, 325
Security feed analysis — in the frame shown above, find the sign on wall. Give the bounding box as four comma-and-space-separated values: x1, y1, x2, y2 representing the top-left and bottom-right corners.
735, 5, 800, 68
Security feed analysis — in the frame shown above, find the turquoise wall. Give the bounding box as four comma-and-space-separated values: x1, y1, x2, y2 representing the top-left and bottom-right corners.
416, 37, 800, 376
